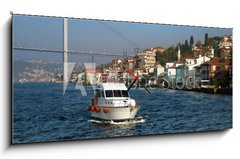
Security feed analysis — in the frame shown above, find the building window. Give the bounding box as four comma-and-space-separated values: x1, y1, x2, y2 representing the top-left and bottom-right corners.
213, 65, 216, 71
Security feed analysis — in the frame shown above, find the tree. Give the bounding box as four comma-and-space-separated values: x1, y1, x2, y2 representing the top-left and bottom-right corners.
204, 33, 209, 46
155, 46, 177, 66
184, 40, 190, 53
185, 40, 189, 49
190, 36, 194, 48
207, 36, 222, 57
213, 65, 230, 88
155, 51, 162, 63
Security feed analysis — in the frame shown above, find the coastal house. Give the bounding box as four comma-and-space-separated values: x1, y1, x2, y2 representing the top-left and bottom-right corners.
165, 62, 176, 79
192, 44, 215, 59
200, 58, 230, 82
185, 55, 196, 66
165, 47, 183, 87
219, 35, 233, 59
167, 66, 176, 79
156, 64, 165, 77
134, 68, 144, 78
166, 62, 175, 69
127, 56, 136, 71
176, 64, 188, 86
84, 68, 96, 85
184, 54, 211, 87
152, 46, 165, 53
176, 61, 184, 67
192, 44, 202, 57
136, 48, 156, 69
148, 67, 155, 74
195, 54, 212, 65
95, 70, 102, 84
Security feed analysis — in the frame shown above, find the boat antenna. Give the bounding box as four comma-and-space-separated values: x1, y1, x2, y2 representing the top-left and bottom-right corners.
126, 68, 151, 94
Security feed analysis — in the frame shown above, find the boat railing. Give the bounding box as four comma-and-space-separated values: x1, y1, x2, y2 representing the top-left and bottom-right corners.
111, 99, 129, 107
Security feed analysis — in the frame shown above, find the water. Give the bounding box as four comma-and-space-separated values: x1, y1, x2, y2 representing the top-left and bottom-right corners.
12, 83, 232, 144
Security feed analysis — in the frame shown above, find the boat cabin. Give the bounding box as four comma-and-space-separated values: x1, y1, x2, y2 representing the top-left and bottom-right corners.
94, 83, 130, 99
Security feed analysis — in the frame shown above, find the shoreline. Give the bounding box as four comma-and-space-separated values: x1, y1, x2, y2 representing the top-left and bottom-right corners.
169, 87, 232, 95
14, 82, 232, 95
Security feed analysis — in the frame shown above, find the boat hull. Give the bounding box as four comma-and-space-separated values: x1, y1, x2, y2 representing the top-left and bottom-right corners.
91, 106, 139, 121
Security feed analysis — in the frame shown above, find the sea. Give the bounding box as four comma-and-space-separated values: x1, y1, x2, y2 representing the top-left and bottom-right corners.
12, 83, 232, 144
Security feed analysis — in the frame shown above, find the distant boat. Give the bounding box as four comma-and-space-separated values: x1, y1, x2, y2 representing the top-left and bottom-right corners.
87, 69, 151, 121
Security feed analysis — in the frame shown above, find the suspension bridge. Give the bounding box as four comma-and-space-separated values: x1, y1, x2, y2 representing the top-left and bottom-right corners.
13, 18, 128, 83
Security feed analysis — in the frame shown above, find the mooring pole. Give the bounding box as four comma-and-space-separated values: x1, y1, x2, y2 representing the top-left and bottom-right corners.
63, 18, 68, 83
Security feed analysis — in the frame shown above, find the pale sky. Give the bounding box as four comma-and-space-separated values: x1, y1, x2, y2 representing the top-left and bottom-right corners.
13, 14, 232, 64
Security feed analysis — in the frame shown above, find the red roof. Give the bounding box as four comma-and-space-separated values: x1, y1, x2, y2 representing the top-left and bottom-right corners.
152, 46, 165, 50
102, 73, 108, 77
143, 48, 152, 52
95, 70, 102, 73
185, 55, 197, 59
137, 68, 144, 70
176, 61, 184, 64
201, 58, 230, 66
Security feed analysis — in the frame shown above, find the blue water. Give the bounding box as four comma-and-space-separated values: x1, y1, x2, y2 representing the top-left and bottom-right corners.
12, 83, 232, 144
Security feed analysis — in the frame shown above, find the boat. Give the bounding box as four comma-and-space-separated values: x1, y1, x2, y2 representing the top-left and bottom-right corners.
87, 69, 151, 121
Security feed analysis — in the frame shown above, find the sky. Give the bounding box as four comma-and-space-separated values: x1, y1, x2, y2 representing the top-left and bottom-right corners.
13, 14, 232, 64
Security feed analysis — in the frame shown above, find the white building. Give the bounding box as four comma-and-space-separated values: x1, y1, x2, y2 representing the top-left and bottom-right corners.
185, 55, 211, 71
176, 62, 184, 67
136, 49, 156, 69
184, 55, 211, 87
148, 67, 155, 74
166, 62, 175, 69
156, 64, 165, 77
167, 66, 176, 79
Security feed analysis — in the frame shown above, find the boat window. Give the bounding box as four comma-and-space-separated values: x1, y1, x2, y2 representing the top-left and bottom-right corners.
95, 90, 101, 98
101, 91, 104, 97
105, 90, 113, 97
121, 90, 129, 97
113, 90, 122, 97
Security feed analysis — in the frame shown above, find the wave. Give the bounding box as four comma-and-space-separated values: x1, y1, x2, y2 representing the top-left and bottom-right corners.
88, 116, 145, 125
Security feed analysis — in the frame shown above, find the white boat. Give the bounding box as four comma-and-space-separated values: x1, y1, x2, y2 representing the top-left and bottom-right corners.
87, 69, 151, 121
88, 83, 139, 121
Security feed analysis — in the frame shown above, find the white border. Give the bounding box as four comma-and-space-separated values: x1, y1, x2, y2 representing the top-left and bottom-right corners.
1, 0, 240, 159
